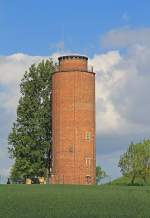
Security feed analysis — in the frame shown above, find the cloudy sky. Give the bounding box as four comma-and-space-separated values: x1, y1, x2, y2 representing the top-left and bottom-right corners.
0, 0, 150, 180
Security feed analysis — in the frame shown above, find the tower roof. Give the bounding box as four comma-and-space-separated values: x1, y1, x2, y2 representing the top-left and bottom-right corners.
58, 55, 88, 61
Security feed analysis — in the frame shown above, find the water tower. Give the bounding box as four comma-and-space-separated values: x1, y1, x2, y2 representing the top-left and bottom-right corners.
51, 55, 96, 185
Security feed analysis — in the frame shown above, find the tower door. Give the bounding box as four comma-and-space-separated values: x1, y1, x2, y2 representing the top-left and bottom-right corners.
85, 176, 92, 184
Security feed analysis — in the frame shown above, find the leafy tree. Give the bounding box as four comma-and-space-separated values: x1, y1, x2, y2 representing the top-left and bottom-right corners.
96, 166, 107, 184
8, 60, 55, 181
139, 140, 150, 183
118, 140, 150, 185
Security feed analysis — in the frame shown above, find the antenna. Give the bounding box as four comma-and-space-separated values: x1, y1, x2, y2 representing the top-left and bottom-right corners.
58, 25, 65, 53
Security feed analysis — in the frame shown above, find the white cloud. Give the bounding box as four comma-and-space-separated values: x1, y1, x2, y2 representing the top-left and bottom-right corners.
89, 51, 124, 134
89, 28, 150, 136
0, 53, 48, 112
101, 27, 150, 49
0, 53, 45, 85
0, 167, 11, 178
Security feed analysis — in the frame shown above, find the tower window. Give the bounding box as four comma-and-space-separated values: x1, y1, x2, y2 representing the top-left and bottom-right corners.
85, 132, 91, 141
85, 158, 91, 168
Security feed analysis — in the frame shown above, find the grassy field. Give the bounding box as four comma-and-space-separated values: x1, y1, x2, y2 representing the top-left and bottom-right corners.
111, 176, 150, 186
0, 184, 150, 218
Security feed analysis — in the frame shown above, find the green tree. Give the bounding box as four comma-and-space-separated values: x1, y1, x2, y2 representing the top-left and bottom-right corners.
8, 60, 55, 181
96, 166, 107, 184
118, 140, 150, 185
139, 140, 150, 183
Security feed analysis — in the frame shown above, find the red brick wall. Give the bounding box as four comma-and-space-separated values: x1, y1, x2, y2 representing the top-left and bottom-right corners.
59, 56, 87, 71
51, 56, 96, 185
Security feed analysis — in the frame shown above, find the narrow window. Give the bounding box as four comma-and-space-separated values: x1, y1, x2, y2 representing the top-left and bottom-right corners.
85, 158, 91, 168
85, 132, 91, 141
86, 159, 88, 167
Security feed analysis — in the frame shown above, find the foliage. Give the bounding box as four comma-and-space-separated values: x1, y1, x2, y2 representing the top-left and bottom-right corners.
96, 166, 107, 184
1, 185, 150, 218
118, 140, 150, 184
111, 176, 148, 186
8, 60, 55, 180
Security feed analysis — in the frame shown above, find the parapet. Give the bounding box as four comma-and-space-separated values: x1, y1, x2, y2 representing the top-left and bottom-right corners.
58, 55, 88, 72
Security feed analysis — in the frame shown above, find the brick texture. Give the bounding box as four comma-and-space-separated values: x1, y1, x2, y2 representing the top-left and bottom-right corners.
51, 56, 96, 185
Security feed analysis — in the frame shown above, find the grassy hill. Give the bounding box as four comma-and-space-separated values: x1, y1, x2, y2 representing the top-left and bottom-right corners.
111, 176, 150, 186
0, 184, 150, 218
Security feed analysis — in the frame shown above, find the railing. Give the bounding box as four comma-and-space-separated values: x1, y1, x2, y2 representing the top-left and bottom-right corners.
54, 65, 94, 73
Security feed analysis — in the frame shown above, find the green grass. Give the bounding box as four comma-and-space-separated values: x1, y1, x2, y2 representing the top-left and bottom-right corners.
0, 184, 150, 218
111, 176, 150, 186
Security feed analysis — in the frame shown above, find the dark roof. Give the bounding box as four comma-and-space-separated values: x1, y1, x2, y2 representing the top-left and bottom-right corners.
58, 55, 88, 61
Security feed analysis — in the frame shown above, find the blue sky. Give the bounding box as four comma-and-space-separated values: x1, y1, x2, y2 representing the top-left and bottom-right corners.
1, 0, 150, 182
1, 0, 150, 56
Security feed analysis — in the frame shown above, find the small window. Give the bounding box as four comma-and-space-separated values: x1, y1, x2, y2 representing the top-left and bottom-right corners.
85, 158, 91, 168
86, 159, 88, 167
85, 132, 91, 141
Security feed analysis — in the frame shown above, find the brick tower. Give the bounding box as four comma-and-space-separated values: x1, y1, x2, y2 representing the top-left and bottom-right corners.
51, 55, 96, 185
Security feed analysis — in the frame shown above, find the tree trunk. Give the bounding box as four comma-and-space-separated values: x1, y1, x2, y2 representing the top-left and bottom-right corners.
131, 175, 135, 185
47, 148, 52, 184
143, 176, 147, 184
